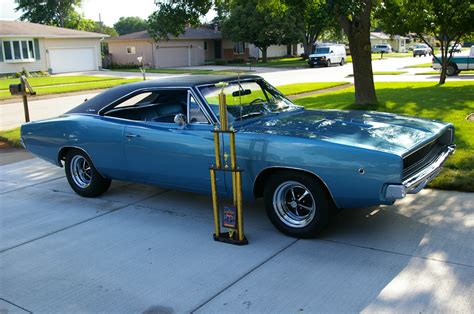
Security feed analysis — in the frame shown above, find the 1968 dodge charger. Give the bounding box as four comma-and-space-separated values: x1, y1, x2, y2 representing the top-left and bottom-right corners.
21, 75, 455, 237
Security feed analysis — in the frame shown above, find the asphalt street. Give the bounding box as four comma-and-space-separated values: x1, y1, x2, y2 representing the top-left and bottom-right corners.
0, 154, 473, 313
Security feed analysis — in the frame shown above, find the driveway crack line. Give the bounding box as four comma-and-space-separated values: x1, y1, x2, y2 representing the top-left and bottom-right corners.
0, 190, 170, 254
322, 238, 474, 268
0, 176, 64, 195
0, 297, 33, 313
190, 238, 299, 313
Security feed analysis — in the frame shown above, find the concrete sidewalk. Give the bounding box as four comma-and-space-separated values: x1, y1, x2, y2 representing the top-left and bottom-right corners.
0, 154, 472, 313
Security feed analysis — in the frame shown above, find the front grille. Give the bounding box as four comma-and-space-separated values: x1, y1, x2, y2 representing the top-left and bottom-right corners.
402, 128, 453, 179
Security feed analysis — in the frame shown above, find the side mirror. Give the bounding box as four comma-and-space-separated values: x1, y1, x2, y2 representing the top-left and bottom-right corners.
174, 113, 187, 127
330, 50, 334, 54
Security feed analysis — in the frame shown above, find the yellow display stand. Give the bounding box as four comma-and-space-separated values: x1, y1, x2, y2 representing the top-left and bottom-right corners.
209, 82, 248, 245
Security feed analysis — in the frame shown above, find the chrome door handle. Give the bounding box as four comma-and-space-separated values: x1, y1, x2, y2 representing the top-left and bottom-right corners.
125, 133, 140, 139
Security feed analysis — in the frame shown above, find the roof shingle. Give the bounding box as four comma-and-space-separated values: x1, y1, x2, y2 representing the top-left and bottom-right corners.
107, 27, 222, 41
0, 20, 108, 38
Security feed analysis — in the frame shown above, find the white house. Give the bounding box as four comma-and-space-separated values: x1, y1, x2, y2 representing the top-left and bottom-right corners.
370, 32, 408, 53
0, 20, 108, 74
248, 43, 305, 59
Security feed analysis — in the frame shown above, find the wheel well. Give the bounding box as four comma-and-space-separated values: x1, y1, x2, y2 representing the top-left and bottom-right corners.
447, 62, 458, 69
58, 147, 72, 166
253, 167, 337, 207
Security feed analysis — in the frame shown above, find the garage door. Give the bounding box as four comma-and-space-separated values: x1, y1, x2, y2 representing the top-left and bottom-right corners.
155, 47, 189, 67
48, 47, 96, 73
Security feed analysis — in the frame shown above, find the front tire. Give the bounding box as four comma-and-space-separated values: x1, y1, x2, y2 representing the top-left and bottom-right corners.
65, 149, 111, 197
326, 59, 331, 67
263, 171, 331, 238
340, 58, 345, 66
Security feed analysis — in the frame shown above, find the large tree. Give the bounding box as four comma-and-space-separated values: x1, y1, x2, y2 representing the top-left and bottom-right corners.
285, 0, 338, 58
377, 0, 473, 84
148, 0, 212, 40
15, 0, 82, 28
148, 0, 378, 105
114, 16, 148, 35
77, 19, 118, 37
222, 0, 299, 62
329, 0, 378, 105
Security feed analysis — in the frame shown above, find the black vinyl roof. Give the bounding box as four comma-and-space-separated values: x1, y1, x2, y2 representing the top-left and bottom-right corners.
67, 74, 260, 114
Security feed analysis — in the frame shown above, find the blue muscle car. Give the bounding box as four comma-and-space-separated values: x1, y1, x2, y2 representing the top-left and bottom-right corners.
20, 75, 455, 237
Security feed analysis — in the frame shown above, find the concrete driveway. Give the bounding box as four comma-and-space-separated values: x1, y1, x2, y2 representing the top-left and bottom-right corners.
0, 153, 473, 313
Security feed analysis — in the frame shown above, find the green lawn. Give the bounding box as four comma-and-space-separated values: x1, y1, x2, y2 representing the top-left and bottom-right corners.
293, 81, 474, 192
404, 62, 432, 68
0, 76, 122, 90
278, 82, 349, 95
415, 70, 474, 75
0, 128, 21, 147
0, 77, 141, 100
347, 71, 407, 77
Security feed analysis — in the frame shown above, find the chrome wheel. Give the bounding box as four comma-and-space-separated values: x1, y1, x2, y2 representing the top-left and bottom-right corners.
70, 155, 92, 188
273, 181, 316, 228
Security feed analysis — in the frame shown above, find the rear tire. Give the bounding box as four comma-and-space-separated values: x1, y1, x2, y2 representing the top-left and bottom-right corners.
446, 63, 458, 76
65, 149, 111, 197
263, 171, 331, 238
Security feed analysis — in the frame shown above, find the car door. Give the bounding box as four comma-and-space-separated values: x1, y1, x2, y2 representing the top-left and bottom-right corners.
122, 89, 226, 194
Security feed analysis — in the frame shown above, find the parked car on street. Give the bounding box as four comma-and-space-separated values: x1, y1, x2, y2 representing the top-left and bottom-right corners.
20, 75, 455, 238
413, 44, 432, 57
308, 44, 346, 67
372, 44, 392, 53
448, 43, 463, 53
433, 45, 474, 75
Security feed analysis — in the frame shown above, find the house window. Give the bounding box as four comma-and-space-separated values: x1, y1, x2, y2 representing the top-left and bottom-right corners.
2, 39, 35, 62
233, 42, 245, 54
126, 46, 136, 54
204, 41, 208, 51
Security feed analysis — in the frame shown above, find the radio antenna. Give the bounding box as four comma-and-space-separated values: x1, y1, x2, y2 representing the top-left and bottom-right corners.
237, 65, 243, 129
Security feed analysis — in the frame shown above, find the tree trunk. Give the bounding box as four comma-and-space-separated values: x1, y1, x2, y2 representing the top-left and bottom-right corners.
335, 0, 377, 105
261, 46, 268, 63
303, 43, 313, 58
439, 38, 448, 85
349, 38, 377, 105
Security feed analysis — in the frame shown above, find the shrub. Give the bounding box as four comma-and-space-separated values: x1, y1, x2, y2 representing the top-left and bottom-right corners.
215, 59, 228, 65
109, 62, 140, 69
232, 58, 245, 64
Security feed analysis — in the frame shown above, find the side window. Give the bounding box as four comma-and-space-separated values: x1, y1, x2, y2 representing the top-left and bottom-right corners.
114, 92, 154, 109
104, 90, 187, 123
188, 94, 209, 124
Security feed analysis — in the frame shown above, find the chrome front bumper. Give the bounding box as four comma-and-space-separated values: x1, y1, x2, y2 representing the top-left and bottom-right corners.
385, 144, 456, 201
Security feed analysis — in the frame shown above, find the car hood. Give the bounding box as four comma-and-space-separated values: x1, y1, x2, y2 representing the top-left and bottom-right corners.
309, 54, 329, 58
241, 109, 450, 156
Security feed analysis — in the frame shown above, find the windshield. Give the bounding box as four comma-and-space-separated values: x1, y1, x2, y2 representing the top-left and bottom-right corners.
315, 47, 330, 54
198, 79, 299, 121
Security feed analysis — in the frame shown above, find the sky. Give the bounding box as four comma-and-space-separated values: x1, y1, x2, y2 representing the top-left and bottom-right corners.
0, 0, 216, 26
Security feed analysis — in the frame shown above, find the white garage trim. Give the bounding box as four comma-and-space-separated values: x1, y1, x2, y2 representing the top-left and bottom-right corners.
47, 46, 98, 73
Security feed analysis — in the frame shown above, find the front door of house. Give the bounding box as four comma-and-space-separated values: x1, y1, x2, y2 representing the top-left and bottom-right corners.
214, 40, 222, 59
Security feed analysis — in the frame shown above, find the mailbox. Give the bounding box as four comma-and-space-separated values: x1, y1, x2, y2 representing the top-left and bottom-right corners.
9, 83, 24, 95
